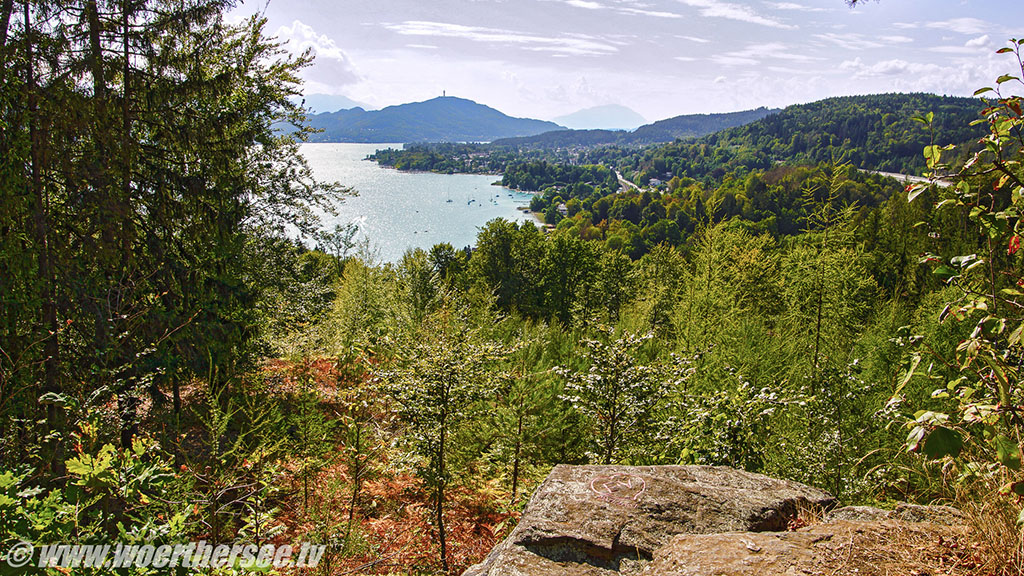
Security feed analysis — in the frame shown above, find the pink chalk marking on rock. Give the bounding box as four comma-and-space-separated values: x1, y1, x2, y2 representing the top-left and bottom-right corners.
589, 473, 647, 508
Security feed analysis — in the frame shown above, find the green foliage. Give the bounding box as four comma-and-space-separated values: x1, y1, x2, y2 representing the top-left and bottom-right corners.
381, 303, 506, 570
1, 433, 190, 574
0, 0, 344, 463
901, 43, 1024, 515
555, 327, 677, 464
501, 160, 619, 194
484, 323, 585, 501
624, 94, 983, 186
371, 143, 523, 174
325, 259, 394, 353
658, 365, 779, 470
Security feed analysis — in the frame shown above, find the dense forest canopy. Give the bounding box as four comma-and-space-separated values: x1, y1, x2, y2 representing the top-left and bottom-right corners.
624, 93, 985, 183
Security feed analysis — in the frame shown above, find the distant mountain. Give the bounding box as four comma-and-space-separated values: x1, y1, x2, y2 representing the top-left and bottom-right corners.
299, 93, 370, 113
553, 105, 646, 130
306, 97, 564, 143
492, 107, 779, 148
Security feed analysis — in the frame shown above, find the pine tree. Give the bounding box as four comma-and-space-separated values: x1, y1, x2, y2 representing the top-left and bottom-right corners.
0, 0, 341, 457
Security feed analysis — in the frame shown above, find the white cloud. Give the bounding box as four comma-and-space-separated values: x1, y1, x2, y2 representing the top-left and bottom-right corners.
566, 0, 603, 9
677, 0, 795, 29
239, 0, 1024, 121
384, 21, 618, 56
814, 32, 882, 50
714, 75, 728, 84
931, 35, 993, 55
966, 35, 990, 48
277, 20, 350, 63
619, 7, 683, 18
712, 55, 759, 66
766, 65, 817, 75
275, 20, 359, 87
766, 2, 826, 13
839, 58, 933, 78
713, 42, 822, 67
930, 46, 977, 55
836, 55, 1007, 98
893, 17, 992, 36
925, 18, 990, 35
557, 0, 682, 18
676, 35, 711, 43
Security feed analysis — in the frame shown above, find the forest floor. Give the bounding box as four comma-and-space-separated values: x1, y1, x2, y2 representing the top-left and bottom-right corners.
261, 358, 521, 575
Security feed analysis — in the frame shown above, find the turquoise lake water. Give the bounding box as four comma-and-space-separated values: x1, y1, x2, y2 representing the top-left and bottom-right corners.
302, 143, 536, 263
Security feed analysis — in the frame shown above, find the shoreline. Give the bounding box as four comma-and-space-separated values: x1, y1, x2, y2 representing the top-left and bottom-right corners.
364, 158, 546, 196
517, 206, 546, 226
366, 159, 504, 178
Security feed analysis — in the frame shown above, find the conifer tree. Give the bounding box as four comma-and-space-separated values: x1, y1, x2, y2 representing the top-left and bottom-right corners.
0, 0, 339, 453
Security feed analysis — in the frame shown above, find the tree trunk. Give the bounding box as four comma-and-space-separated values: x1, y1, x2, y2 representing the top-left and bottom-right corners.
344, 422, 362, 549
812, 223, 829, 388
511, 409, 523, 503
26, 0, 60, 436
85, 1, 105, 98
605, 385, 617, 465
605, 417, 615, 465
0, 0, 14, 56
437, 422, 448, 572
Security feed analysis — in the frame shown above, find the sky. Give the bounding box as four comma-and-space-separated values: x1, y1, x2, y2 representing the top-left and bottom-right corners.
228, 0, 1024, 123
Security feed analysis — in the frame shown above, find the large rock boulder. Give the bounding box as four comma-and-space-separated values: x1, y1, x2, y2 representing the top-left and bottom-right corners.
463, 465, 837, 576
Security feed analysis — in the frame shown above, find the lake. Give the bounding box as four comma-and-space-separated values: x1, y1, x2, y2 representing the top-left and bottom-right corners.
302, 143, 537, 263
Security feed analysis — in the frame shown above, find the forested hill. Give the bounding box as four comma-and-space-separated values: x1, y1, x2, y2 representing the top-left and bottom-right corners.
491, 107, 778, 148
306, 96, 563, 143
630, 106, 779, 144
624, 93, 986, 185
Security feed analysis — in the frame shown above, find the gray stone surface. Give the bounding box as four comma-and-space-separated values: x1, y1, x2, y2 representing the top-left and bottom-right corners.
463, 465, 837, 576
641, 519, 968, 576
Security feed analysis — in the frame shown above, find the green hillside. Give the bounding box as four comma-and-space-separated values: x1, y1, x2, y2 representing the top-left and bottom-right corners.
624, 93, 985, 185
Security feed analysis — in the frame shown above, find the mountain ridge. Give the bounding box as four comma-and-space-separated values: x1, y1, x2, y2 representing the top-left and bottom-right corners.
306, 96, 564, 143
492, 107, 779, 148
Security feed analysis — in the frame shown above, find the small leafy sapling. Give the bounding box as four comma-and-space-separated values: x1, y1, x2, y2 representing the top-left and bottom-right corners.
902, 40, 1024, 523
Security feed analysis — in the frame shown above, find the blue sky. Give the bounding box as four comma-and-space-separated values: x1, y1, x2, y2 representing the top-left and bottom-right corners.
230, 0, 1024, 122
